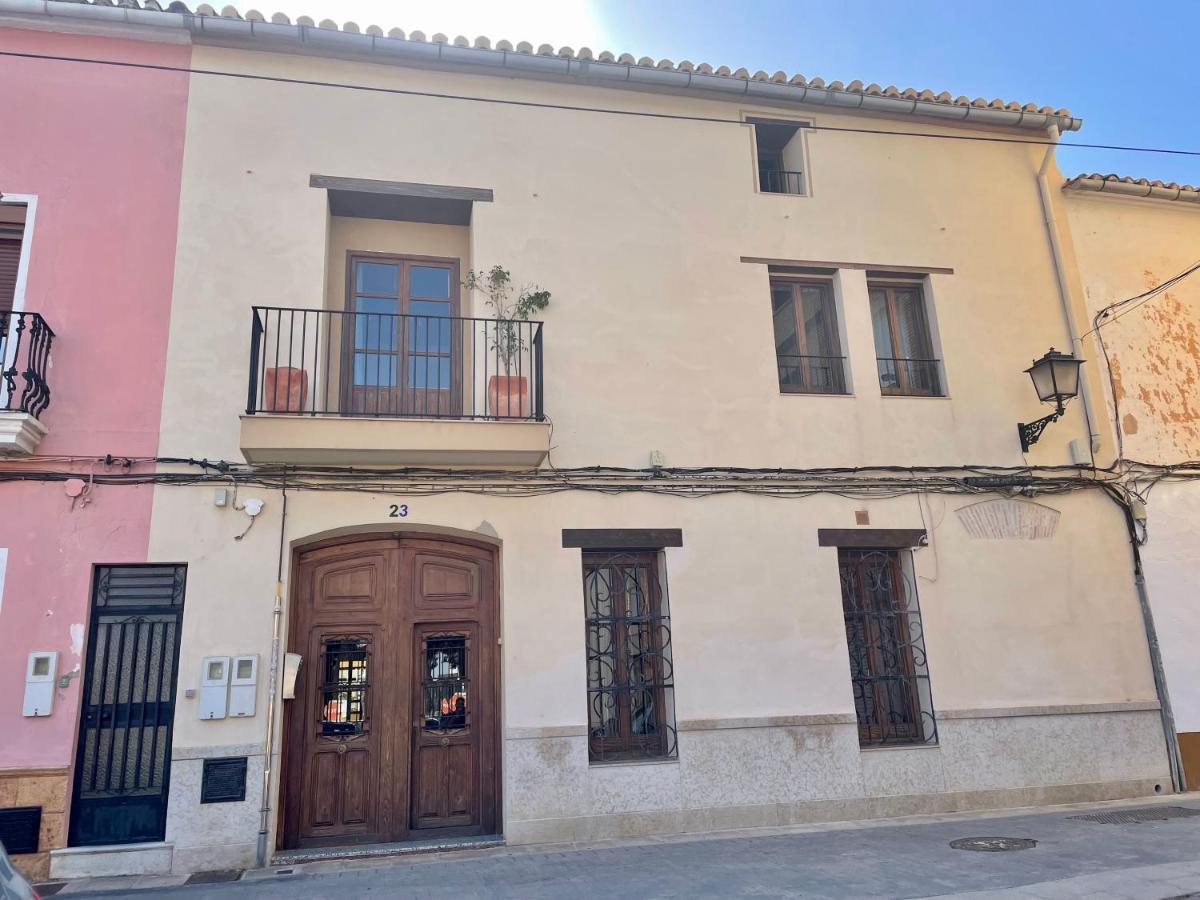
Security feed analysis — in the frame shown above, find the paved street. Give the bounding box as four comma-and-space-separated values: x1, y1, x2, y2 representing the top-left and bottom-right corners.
54, 796, 1200, 899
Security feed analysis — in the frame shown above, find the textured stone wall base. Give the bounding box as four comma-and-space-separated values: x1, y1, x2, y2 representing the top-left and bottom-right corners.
505, 777, 1166, 845
0, 769, 69, 882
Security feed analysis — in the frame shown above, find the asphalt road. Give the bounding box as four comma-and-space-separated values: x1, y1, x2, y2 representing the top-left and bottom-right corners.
59, 798, 1200, 899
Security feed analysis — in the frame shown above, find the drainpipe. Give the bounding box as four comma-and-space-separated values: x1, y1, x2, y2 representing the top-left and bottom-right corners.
1111, 491, 1185, 793
256, 477, 288, 869
1035, 125, 1102, 459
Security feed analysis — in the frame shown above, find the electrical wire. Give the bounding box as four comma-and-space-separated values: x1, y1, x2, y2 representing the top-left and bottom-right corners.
1083, 259, 1200, 463
4, 49, 1200, 159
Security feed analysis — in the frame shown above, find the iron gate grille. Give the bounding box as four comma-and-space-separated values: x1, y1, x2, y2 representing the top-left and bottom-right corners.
838, 549, 937, 746
582, 551, 677, 763
70, 565, 186, 847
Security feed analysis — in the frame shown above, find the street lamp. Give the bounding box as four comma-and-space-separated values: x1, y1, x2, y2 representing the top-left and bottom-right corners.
1017, 348, 1085, 452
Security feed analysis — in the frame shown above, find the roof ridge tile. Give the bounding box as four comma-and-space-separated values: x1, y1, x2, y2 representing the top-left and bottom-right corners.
35, 0, 1078, 124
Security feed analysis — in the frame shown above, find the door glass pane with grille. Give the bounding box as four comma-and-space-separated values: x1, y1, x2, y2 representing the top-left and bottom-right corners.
321, 638, 369, 736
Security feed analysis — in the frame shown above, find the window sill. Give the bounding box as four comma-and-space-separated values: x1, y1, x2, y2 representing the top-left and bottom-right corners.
755, 190, 809, 199
859, 742, 940, 753
588, 756, 680, 769
879, 392, 951, 400
779, 391, 855, 398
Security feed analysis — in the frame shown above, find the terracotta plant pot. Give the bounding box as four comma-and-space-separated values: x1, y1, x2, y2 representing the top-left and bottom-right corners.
487, 374, 529, 418
264, 366, 309, 413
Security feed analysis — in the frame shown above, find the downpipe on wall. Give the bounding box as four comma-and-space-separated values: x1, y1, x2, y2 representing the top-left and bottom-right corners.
1036, 125, 1102, 459
1108, 488, 1185, 792
256, 477, 288, 869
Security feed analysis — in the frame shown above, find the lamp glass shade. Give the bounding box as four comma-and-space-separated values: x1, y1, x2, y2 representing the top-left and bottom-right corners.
1026, 350, 1083, 404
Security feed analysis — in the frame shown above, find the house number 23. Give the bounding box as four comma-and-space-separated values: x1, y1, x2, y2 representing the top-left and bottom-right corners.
388, 504, 409, 518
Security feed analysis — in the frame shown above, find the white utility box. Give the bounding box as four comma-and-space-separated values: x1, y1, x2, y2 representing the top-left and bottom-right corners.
199, 656, 230, 720
23, 650, 57, 717
229, 654, 258, 717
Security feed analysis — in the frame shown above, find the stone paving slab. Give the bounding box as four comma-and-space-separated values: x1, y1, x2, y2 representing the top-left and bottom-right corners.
50, 793, 1200, 899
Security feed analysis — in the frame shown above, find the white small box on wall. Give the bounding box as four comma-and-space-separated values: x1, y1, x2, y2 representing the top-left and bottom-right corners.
199, 656, 230, 720
23, 650, 57, 717
229, 654, 258, 718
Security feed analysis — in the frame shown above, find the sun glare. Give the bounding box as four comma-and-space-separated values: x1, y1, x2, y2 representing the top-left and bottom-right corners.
257, 0, 611, 51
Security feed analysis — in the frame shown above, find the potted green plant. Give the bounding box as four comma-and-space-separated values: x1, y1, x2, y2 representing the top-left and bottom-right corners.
463, 265, 551, 417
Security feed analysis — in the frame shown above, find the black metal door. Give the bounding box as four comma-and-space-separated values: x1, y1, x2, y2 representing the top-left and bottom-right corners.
69, 565, 186, 847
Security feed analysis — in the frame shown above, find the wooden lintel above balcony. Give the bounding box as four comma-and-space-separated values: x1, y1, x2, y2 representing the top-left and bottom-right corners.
239, 414, 550, 468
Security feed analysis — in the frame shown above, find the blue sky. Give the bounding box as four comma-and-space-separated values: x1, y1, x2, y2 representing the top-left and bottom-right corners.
269, 0, 1198, 184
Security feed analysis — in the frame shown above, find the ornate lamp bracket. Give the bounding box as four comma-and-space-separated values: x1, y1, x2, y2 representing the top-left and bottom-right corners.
1017, 400, 1066, 453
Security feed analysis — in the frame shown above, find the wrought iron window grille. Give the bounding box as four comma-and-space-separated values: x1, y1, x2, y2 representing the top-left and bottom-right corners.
582, 551, 677, 763
319, 636, 371, 738
422, 632, 470, 734
837, 549, 938, 747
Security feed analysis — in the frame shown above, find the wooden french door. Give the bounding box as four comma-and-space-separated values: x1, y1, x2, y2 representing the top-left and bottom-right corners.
281, 535, 498, 849
343, 254, 462, 418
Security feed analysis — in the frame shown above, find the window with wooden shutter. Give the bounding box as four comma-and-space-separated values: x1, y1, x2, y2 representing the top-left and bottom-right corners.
0, 232, 22, 313
868, 281, 944, 396
770, 279, 847, 394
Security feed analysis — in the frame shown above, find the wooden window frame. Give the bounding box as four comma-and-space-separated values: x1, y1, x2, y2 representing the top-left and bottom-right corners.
770, 277, 846, 395
340, 251, 462, 416
868, 280, 942, 397
582, 551, 675, 763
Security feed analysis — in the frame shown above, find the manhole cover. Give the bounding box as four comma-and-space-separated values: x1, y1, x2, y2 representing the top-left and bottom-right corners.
949, 837, 1038, 852
185, 869, 244, 885
1067, 806, 1200, 825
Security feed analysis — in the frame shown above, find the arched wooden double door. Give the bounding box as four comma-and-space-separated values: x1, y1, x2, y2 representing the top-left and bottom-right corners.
280, 534, 499, 849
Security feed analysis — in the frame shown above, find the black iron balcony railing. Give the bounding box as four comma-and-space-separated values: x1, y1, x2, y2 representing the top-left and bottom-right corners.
877, 358, 943, 397
777, 354, 848, 395
1, 312, 54, 418
758, 167, 805, 195
247, 306, 544, 421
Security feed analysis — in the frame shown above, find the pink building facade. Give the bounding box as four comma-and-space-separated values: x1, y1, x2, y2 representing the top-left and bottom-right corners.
0, 26, 189, 880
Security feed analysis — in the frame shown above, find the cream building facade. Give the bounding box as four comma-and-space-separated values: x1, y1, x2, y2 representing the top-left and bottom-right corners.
1063, 173, 1200, 792
0, 0, 1187, 881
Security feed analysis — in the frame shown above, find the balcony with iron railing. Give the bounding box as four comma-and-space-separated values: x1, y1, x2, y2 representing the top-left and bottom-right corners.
758, 167, 805, 195
777, 355, 848, 395
877, 358, 944, 397
239, 306, 551, 466
0, 311, 54, 455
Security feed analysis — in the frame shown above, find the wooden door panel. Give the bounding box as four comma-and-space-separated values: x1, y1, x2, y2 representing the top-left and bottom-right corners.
282, 536, 497, 850
296, 627, 382, 844
307, 552, 389, 618
412, 745, 446, 824
307, 752, 339, 828
414, 553, 480, 611
341, 749, 372, 825
446, 744, 475, 818
318, 563, 380, 611
410, 625, 480, 832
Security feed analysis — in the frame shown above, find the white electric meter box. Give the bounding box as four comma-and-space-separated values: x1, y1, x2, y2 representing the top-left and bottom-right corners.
229, 654, 258, 717
199, 656, 230, 720
23, 651, 58, 717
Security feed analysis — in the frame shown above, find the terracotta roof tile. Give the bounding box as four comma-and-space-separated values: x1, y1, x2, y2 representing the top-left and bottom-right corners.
1064, 173, 1200, 203
34, 0, 1078, 125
